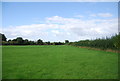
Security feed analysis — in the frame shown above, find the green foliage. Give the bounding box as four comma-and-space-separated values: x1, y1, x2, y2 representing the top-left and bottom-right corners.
16, 37, 24, 45
24, 39, 30, 45
113, 34, 120, 48
53, 42, 64, 45
37, 39, 44, 45
44, 41, 51, 45
1, 33, 119, 49
3, 45, 118, 79
71, 34, 120, 50
0, 33, 7, 42
65, 40, 69, 44
1, 34, 65, 45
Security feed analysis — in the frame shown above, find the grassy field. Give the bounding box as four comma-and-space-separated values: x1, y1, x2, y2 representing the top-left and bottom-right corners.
2, 45, 118, 79
0, 46, 2, 79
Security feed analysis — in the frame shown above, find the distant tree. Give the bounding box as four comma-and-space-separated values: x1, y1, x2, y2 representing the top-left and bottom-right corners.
8, 39, 11, 42
113, 34, 120, 48
68, 42, 73, 45
12, 39, 17, 41
24, 39, 30, 45
0, 33, 2, 45
7, 39, 11, 45
0, 33, 7, 41
50, 42, 54, 45
65, 40, 69, 44
53, 42, 64, 45
37, 39, 43, 45
29, 41, 35, 45
47, 41, 51, 45
45, 41, 51, 45
16, 37, 24, 45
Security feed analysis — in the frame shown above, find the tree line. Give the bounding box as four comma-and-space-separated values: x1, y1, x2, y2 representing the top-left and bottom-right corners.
0, 33, 69, 45
70, 34, 120, 50
1, 33, 120, 50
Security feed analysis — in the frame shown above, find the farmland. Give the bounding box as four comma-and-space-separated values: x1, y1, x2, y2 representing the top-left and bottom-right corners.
2, 45, 118, 79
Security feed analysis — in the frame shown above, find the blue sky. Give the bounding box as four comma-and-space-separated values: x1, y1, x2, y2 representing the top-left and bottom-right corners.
2, 2, 118, 42
1, 0, 119, 2
3, 2, 118, 27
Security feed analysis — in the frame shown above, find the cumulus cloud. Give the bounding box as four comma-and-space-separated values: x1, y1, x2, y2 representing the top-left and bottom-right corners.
3, 24, 59, 41
3, 15, 118, 42
51, 30, 60, 34
46, 16, 117, 36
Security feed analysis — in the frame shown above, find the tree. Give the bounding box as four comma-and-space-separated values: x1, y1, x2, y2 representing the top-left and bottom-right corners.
0, 33, 2, 45
37, 39, 43, 45
29, 41, 35, 45
113, 34, 120, 48
45, 41, 51, 45
24, 39, 30, 45
65, 40, 69, 44
16, 37, 24, 45
0, 33, 7, 41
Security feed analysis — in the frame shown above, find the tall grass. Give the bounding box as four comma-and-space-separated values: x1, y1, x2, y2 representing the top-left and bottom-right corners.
71, 34, 120, 50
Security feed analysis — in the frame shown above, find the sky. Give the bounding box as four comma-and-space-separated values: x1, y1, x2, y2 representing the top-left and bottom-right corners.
1, 2, 118, 42
1, 0, 119, 2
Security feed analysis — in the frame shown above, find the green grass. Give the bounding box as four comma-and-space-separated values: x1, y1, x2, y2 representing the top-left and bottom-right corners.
3, 45, 118, 79
0, 46, 2, 79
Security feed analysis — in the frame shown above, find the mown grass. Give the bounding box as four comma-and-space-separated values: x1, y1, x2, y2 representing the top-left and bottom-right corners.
2, 45, 118, 79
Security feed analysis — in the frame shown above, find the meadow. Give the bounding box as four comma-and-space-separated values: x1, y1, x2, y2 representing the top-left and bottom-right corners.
2, 45, 118, 79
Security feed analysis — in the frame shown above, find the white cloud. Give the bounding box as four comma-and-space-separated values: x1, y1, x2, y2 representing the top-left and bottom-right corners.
51, 30, 60, 34
3, 15, 118, 42
90, 14, 97, 17
3, 24, 59, 41
90, 13, 113, 17
98, 13, 113, 17
74, 15, 84, 18
51, 30, 61, 36
0, 27, 2, 33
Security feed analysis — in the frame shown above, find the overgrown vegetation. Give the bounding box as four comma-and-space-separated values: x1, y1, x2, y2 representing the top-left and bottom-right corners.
69, 34, 120, 50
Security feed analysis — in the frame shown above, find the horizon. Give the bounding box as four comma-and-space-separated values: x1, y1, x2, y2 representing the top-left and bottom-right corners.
2, 2, 118, 42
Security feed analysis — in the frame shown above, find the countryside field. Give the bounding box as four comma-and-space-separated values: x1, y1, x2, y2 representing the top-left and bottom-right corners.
2, 45, 118, 79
